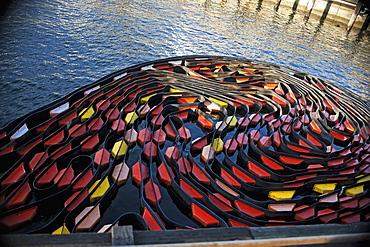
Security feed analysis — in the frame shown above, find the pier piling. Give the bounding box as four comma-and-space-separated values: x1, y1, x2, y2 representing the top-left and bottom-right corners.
273, 0, 368, 33
305, 0, 317, 20
361, 10, 370, 31
275, 0, 283, 11
346, 0, 362, 33
320, 0, 333, 22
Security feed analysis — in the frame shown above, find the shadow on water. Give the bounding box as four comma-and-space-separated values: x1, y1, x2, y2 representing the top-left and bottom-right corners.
0, 0, 12, 16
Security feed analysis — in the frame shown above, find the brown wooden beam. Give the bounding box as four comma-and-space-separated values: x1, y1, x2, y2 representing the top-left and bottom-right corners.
132, 233, 370, 247
1, 223, 369, 246
346, 0, 363, 33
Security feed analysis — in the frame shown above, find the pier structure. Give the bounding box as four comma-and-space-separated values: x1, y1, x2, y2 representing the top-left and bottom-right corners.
273, 0, 369, 33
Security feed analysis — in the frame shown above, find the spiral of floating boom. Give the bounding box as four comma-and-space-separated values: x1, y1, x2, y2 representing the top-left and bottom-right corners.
0, 55, 369, 234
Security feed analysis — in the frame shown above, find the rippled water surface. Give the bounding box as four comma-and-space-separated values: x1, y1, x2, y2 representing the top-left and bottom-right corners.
0, 0, 369, 128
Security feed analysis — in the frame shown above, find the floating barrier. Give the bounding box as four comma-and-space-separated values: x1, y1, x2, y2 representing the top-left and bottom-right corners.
0, 55, 369, 234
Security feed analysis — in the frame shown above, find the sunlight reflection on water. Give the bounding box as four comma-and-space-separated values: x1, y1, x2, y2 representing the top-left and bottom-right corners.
0, 0, 369, 128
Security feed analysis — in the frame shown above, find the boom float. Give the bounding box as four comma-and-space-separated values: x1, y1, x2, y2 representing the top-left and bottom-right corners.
0, 55, 369, 234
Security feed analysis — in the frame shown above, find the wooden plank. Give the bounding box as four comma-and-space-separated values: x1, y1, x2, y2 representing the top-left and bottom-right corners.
133, 227, 252, 245
332, 0, 357, 7
1, 223, 369, 246
250, 222, 370, 239
0, 233, 111, 247
112, 225, 134, 245
130, 233, 370, 247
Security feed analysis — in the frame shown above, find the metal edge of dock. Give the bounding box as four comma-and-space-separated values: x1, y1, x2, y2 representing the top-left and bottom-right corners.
1, 222, 369, 247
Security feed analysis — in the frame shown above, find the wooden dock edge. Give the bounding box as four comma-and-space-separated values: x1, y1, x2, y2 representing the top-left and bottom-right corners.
1, 222, 369, 246
133, 233, 370, 247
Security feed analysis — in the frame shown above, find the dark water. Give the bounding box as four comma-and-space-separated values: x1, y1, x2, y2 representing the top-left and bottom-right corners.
0, 0, 369, 128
